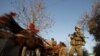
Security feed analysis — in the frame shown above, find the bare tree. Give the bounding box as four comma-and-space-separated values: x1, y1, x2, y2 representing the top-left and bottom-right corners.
78, 0, 100, 56
78, 0, 100, 41
11, 0, 54, 31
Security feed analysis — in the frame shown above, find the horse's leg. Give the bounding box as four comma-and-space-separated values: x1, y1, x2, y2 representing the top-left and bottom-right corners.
35, 48, 41, 56
21, 48, 37, 56
21, 47, 27, 56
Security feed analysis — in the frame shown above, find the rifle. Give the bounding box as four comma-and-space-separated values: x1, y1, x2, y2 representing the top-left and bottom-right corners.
32, 32, 51, 46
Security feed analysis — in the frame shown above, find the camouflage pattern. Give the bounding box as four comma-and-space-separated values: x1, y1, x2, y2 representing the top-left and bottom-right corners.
70, 32, 85, 46
51, 41, 57, 47
51, 38, 57, 47
69, 45, 83, 56
69, 27, 86, 56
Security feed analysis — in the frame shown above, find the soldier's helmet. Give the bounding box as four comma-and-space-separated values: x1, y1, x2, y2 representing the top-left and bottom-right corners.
75, 25, 81, 30
51, 38, 54, 40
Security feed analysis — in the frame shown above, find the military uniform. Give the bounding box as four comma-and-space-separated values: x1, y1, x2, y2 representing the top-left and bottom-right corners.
51, 40, 57, 47
70, 32, 85, 46
69, 45, 83, 56
51, 38, 57, 47
69, 26, 86, 56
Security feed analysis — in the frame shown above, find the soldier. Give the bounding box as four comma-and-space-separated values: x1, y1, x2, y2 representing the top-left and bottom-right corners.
51, 38, 57, 47
69, 26, 86, 56
50, 38, 57, 56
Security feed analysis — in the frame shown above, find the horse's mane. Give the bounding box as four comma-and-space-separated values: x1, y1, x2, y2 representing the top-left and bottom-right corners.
0, 14, 24, 34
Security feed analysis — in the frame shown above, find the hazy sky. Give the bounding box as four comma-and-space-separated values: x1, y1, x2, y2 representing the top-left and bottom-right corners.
0, 0, 96, 53
44, 0, 95, 53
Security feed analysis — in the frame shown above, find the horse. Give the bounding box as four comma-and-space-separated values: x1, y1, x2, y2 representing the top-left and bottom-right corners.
0, 12, 46, 56
17, 30, 46, 56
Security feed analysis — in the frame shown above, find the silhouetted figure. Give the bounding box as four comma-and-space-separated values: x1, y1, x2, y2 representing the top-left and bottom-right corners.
51, 38, 57, 47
